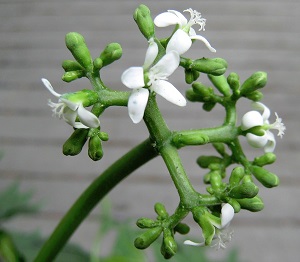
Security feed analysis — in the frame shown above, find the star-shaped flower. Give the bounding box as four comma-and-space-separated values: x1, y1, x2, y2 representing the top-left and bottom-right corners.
154, 8, 216, 55
41, 78, 100, 129
121, 38, 186, 124
241, 102, 286, 152
184, 204, 234, 250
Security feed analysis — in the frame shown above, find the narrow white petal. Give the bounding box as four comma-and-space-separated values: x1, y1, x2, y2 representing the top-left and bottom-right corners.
77, 104, 100, 128
62, 108, 80, 127
221, 204, 234, 228
190, 34, 216, 53
241, 111, 264, 131
167, 10, 188, 27
184, 240, 205, 246
151, 80, 186, 107
246, 132, 268, 148
151, 50, 180, 78
154, 12, 181, 27
41, 78, 61, 97
121, 67, 145, 89
252, 102, 270, 121
143, 39, 158, 69
264, 131, 276, 152
128, 88, 149, 124
166, 29, 192, 55
60, 97, 79, 111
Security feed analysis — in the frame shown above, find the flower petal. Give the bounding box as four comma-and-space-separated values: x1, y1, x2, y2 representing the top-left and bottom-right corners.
151, 50, 180, 78
77, 104, 100, 128
241, 111, 264, 131
121, 67, 145, 89
264, 131, 276, 152
221, 204, 234, 229
252, 102, 270, 122
128, 88, 149, 124
167, 10, 188, 27
151, 80, 186, 107
246, 132, 268, 148
154, 11, 182, 27
60, 97, 79, 111
166, 29, 192, 55
41, 78, 61, 97
62, 107, 82, 127
183, 240, 205, 247
143, 38, 158, 69
190, 34, 216, 53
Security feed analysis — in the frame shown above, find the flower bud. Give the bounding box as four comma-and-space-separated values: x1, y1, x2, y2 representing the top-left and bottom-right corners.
62, 60, 84, 72
99, 43, 122, 67
212, 143, 226, 156
191, 58, 227, 76
227, 72, 240, 94
229, 167, 245, 186
237, 196, 264, 212
62, 89, 99, 107
185, 69, 194, 84
252, 166, 279, 188
99, 131, 109, 141
197, 155, 223, 168
192, 82, 214, 101
62, 70, 85, 82
226, 198, 241, 213
228, 182, 259, 199
161, 236, 177, 259
202, 102, 216, 112
134, 227, 162, 249
63, 129, 88, 156
133, 4, 155, 40
136, 218, 157, 229
154, 202, 168, 219
244, 90, 264, 101
210, 171, 222, 190
253, 153, 276, 166
93, 57, 103, 71
208, 74, 231, 97
240, 71, 267, 95
65, 32, 93, 70
88, 135, 103, 161
174, 223, 190, 235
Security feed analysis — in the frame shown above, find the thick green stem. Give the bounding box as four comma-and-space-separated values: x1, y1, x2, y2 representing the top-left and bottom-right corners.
34, 139, 157, 262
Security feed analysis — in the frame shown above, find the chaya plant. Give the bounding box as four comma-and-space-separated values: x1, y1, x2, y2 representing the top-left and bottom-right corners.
35, 4, 285, 261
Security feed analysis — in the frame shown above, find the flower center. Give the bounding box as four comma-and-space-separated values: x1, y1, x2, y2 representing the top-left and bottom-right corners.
184, 8, 206, 31
48, 100, 66, 119
263, 113, 286, 138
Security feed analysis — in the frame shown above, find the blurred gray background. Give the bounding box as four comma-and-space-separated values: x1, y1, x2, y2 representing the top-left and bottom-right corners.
0, 0, 299, 261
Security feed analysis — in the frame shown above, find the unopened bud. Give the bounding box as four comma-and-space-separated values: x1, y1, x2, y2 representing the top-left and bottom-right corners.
88, 135, 103, 161
62, 60, 84, 72
253, 153, 276, 166
252, 166, 279, 188
192, 82, 213, 101
208, 74, 231, 97
210, 171, 222, 190
191, 58, 227, 76
154, 203, 168, 219
228, 182, 259, 199
136, 218, 157, 229
99, 43, 122, 67
227, 72, 240, 94
63, 129, 88, 156
237, 196, 264, 212
197, 155, 223, 168
229, 167, 245, 187
133, 4, 155, 39
161, 236, 177, 259
62, 70, 85, 82
245, 90, 264, 101
174, 223, 190, 235
134, 227, 162, 249
240, 71, 267, 95
202, 102, 216, 112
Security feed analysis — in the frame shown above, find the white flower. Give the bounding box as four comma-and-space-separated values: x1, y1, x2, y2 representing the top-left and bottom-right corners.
184, 204, 234, 250
241, 102, 286, 152
154, 8, 216, 55
121, 38, 186, 124
41, 78, 100, 129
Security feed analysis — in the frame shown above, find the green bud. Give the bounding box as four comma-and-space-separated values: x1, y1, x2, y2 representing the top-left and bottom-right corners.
252, 166, 279, 188
226, 198, 241, 213
161, 236, 177, 258
227, 72, 240, 94
210, 171, 222, 190
174, 223, 190, 235
62, 70, 85, 82
99, 131, 109, 141
213, 143, 226, 156
229, 167, 245, 187
193, 70, 200, 81
63, 129, 89, 156
240, 71, 267, 95
154, 203, 168, 219
202, 102, 216, 112
136, 218, 157, 229
253, 153, 276, 166
65, 32, 93, 70
185, 88, 199, 102
246, 126, 265, 136
245, 90, 264, 101
229, 182, 259, 199
208, 74, 231, 97
99, 43, 122, 67
134, 227, 162, 249
191, 58, 227, 76
192, 82, 213, 101
237, 196, 264, 212
62, 89, 99, 107
133, 4, 155, 40
197, 155, 223, 168
93, 57, 103, 71
185, 69, 194, 84
88, 135, 103, 161
62, 60, 84, 72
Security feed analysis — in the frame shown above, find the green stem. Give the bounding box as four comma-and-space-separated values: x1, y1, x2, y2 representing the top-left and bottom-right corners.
34, 139, 157, 262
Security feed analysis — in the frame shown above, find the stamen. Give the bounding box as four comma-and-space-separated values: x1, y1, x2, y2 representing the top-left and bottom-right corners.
184, 8, 206, 31
269, 113, 286, 138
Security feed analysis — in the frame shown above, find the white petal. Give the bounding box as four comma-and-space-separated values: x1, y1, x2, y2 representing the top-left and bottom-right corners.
264, 131, 276, 152
60, 97, 79, 111
166, 29, 192, 55
241, 111, 264, 131
121, 67, 145, 89
154, 12, 182, 27
221, 204, 234, 229
128, 88, 149, 124
151, 51, 180, 78
77, 104, 100, 128
41, 78, 61, 97
184, 240, 205, 247
246, 132, 268, 148
189, 27, 196, 37
62, 108, 81, 127
143, 39, 158, 69
151, 80, 186, 107
252, 102, 270, 122
190, 34, 216, 53
167, 10, 188, 27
